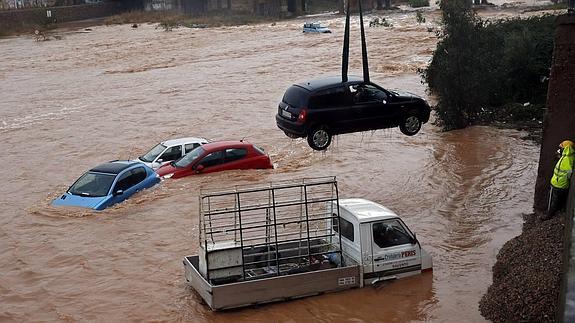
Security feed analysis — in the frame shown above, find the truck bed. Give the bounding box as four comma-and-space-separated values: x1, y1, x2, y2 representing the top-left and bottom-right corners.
184, 255, 361, 310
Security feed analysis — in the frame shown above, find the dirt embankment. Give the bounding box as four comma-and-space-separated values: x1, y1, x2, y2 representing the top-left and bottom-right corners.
480, 212, 565, 322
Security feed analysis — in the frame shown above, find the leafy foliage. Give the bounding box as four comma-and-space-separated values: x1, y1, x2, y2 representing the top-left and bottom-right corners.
104, 10, 275, 28
416, 12, 426, 24
157, 18, 179, 31
421, 0, 556, 130
369, 17, 393, 27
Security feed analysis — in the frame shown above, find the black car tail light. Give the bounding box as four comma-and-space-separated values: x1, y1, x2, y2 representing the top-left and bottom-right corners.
297, 108, 307, 123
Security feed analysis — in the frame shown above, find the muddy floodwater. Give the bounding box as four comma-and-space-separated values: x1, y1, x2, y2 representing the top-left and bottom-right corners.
0, 7, 543, 322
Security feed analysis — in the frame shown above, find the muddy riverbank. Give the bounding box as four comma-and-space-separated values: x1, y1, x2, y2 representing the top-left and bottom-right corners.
480, 212, 565, 322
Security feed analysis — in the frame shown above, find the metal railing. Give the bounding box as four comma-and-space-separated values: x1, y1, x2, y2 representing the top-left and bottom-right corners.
198, 177, 343, 281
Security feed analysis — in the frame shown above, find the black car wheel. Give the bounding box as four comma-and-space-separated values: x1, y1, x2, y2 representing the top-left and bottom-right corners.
307, 126, 332, 151
399, 113, 422, 136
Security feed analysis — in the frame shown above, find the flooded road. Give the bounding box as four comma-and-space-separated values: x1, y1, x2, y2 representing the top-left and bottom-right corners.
0, 7, 542, 322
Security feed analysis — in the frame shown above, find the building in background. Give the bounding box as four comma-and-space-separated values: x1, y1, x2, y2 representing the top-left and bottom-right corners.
0, 0, 101, 9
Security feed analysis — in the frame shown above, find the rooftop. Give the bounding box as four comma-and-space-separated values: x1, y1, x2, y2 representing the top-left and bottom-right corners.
339, 198, 399, 222
202, 140, 253, 151
90, 160, 137, 174
161, 137, 209, 147
295, 75, 363, 91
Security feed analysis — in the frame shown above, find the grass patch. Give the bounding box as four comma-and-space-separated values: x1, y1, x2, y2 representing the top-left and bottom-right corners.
0, 22, 56, 38
105, 10, 278, 28
522, 2, 567, 12
104, 10, 186, 25
0, 8, 57, 38
306, 0, 340, 13
416, 11, 426, 24
408, 0, 430, 8
369, 17, 393, 27
181, 13, 275, 27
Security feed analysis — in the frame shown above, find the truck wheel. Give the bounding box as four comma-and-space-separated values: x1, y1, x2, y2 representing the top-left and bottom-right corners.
307, 126, 331, 151
399, 113, 422, 136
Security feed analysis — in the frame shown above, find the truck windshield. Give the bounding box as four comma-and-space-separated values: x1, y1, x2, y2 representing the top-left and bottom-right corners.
68, 172, 116, 197
140, 143, 167, 162
174, 147, 205, 168
372, 221, 412, 248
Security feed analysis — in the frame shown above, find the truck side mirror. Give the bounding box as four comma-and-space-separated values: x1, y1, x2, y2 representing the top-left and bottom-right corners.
195, 164, 205, 173
411, 233, 418, 245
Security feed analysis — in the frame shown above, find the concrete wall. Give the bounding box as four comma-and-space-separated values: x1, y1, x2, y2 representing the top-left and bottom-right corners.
555, 16, 575, 322
560, 179, 575, 322
0, 2, 122, 31
0, 0, 88, 10
534, 15, 575, 212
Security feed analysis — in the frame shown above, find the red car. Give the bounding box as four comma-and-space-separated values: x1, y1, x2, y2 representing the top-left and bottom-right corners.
156, 141, 273, 179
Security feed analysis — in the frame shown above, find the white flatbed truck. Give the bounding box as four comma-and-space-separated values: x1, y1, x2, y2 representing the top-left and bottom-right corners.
183, 177, 432, 310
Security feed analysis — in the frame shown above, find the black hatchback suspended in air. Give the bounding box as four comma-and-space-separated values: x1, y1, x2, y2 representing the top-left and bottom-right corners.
275, 0, 431, 151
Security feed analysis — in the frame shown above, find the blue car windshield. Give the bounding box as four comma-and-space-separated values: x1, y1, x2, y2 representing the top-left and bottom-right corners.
174, 147, 205, 168
140, 143, 167, 162
68, 172, 116, 197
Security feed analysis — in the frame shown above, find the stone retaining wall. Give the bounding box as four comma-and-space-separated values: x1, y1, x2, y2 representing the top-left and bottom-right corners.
534, 15, 575, 211
0, 2, 122, 32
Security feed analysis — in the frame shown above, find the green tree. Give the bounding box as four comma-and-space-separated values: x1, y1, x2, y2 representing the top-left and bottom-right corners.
422, 0, 555, 130
424, 0, 481, 129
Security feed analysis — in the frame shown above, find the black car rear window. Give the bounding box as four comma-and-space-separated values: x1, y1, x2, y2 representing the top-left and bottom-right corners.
282, 86, 310, 108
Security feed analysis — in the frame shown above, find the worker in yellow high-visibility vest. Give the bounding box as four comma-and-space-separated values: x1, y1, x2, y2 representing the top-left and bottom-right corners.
542, 140, 575, 220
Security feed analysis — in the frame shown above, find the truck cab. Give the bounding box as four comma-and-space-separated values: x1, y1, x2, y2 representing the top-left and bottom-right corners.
333, 198, 433, 283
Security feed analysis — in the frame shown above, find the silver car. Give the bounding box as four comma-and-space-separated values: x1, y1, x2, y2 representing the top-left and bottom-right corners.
135, 137, 209, 170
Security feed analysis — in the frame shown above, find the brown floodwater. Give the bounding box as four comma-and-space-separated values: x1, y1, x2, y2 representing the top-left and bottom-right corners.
0, 6, 545, 322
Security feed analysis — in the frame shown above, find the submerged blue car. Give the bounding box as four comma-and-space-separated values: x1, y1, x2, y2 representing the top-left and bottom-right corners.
52, 160, 160, 211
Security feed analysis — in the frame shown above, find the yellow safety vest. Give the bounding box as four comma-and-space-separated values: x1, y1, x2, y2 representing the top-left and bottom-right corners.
551, 146, 575, 189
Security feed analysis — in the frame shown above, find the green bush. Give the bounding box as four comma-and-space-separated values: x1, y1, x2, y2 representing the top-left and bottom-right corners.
421, 0, 555, 130
369, 17, 393, 27
157, 17, 179, 31
416, 12, 426, 24
408, 0, 430, 7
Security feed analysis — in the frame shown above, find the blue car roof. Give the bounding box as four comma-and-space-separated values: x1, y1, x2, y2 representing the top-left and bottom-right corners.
90, 161, 139, 174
